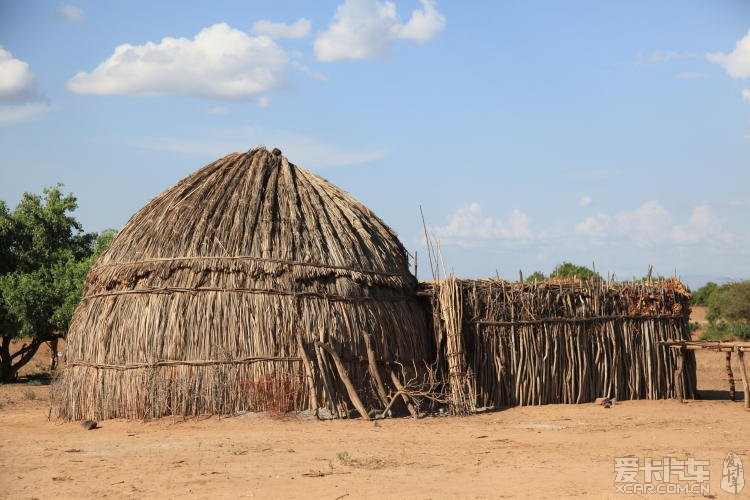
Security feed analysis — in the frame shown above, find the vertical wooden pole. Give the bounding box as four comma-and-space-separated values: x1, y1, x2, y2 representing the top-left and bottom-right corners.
295, 332, 319, 418
363, 333, 389, 411
737, 349, 750, 410
674, 346, 685, 402
726, 351, 736, 402
314, 340, 340, 418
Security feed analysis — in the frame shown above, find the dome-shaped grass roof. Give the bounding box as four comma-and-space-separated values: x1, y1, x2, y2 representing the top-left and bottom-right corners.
54, 147, 431, 420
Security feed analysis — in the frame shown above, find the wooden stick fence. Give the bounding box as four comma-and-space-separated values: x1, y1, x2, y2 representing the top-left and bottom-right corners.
424, 276, 696, 413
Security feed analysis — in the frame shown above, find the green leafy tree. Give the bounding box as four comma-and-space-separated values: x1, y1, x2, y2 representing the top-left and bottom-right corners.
0, 186, 115, 381
549, 262, 602, 281
691, 282, 718, 306
525, 271, 546, 282
701, 280, 750, 341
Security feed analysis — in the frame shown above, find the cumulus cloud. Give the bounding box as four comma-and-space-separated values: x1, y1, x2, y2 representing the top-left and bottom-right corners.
575, 201, 672, 244
56, 4, 85, 23
0, 46, 50, 125
706, 30, 750, 79
432, 203, 533, 241
743, 88, 750, 102
0, 46, 40, 103
579, 196, 592, 207
575, 200, 735, 246
252, 18, 311, 39
68, 23, 291, 100
672, 203, 734, 245
0, 102, 50, 125
314, 0, 445, 62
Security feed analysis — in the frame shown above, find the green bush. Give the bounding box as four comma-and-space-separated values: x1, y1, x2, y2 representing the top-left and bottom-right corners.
691, 282, 718, 306
699, 322, 750, 342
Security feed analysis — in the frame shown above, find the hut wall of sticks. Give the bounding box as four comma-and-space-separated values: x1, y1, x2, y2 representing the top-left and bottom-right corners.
423, 276, 697, 414
52, 147, 432, 420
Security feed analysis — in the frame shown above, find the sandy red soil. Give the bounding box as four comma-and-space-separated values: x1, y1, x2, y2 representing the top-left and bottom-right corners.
1, 316, 748, 498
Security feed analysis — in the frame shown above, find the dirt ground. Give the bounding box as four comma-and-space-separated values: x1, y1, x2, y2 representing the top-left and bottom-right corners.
1, 319, 748, 499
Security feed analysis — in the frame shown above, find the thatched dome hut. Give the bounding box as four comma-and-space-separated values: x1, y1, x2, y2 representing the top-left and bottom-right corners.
54, 147, 431, 420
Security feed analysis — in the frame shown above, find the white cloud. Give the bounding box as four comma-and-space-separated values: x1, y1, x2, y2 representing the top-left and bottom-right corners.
575, 200, 735, 247
743, 88, 750, 102
706, 30, 750, 79
672, 202, 734, 245
0, 102, 50, 125
0, 46, 50, 125
56, 4, 85, 23
729, 198, 750, 207
575, 201, 672, 244
396, 0, 446, 42
314, 0, 445, 62
579, 195, 592, 207
207, 106, 229, 115
68, 23, 292, 100
132, 126, 387, 168
0, 46, 40, 103
252, 18, 311, 39
432, 203, 533, 241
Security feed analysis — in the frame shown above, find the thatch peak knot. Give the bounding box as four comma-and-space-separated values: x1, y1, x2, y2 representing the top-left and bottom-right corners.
271, 148, 282, 156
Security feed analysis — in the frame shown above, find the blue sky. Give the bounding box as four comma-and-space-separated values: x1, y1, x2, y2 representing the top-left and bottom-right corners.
1, 1, 748, 287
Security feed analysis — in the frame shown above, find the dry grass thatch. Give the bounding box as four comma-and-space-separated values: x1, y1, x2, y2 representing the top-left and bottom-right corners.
424, 276, 697, 413
53, 147, 431, 420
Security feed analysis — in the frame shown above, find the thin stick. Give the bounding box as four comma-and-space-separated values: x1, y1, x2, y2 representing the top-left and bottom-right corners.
737, 350, 750, 410
295, 332, 319, 417
419, 205, 437, 280
314, 343, 340, 418
316, 342, 371, 421
363, 333, 389, 412
389, 368, 418, 417
726, 351, 736, 402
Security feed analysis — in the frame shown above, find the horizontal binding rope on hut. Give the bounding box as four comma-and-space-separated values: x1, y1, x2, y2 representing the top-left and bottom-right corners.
424, 277, 696, 412
80, 286, 417, 303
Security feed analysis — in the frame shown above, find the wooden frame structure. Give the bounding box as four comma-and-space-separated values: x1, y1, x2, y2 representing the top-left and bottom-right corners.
662, 340, 750, 409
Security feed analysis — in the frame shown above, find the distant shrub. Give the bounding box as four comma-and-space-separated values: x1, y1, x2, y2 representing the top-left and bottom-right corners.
24, 390, 36, 400
699, 322, 750, 342
549, 262, 602, 281
525, 271, 546, 282
691, 282, 718, 306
